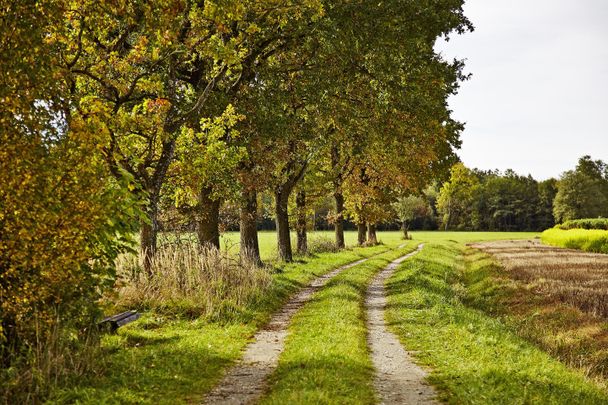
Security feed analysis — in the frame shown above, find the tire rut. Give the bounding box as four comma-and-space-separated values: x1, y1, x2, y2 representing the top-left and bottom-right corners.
366, 244, 438, 404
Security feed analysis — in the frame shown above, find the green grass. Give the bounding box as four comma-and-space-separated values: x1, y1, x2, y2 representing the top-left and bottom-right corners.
260, 243, 419, 405
541, 228, 608, 253
217, 230, 539, 262
48, 230, 549, 403
384, 241, 608, 404
49, 242, 395, 404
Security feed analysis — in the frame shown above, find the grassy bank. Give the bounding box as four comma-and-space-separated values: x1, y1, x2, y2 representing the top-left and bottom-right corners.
385, 242, 608, 404
542, 228, 608, 253
260, 243, 418, 404
49, 243, 394, 403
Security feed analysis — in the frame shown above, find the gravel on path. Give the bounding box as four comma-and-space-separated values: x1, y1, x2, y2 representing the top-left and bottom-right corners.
366, 244, 438, 405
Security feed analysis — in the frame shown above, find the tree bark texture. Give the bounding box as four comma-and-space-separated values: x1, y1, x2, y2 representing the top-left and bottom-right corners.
296, 189, 307, 255
334, 190, 345, 249
358, 222, 367, 245
275, 188, 292, 262
367, 223, 378, 245
273, 159, 308, 262
140, 192, 160, 276
240, 189, 262, 265
402, 221, 409, 240
331, 145, 345, 249
197, 186, 221, 249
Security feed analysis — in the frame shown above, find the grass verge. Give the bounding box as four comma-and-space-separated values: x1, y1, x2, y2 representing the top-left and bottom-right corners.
541, 228, 608, 253
48, 244, 394, 404
260, 243, 418, 405
385, 242, 608, 404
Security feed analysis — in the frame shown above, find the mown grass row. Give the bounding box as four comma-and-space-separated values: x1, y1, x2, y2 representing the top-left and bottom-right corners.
260, 243, 418, 404
49, 243, 395, 403
385, 242, 608, 404
541, 228, 608, 253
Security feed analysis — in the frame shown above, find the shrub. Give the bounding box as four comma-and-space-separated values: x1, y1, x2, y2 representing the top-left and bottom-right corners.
1, 123, 140, 403
556, 218, 608, 230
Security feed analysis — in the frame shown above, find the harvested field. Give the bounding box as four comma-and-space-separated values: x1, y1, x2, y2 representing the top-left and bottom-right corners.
469, 239, 608, 378
471, 239, 608, 318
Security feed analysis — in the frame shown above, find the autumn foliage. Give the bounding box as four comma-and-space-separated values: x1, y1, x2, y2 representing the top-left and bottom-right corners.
1, 0, 472, 400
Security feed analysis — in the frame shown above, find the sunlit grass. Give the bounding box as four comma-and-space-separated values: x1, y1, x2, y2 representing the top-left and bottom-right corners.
468, 240, 608, 380
217, 230, 539, 262
50, 243, 393, 403
385, 242, 608, 404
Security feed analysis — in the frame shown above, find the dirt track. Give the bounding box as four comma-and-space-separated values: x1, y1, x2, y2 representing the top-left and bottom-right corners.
203, 257, 370, 405
365, 244, 438, 404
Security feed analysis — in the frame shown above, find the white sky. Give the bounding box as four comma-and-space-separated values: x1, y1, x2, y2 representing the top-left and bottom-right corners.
436, 0, 608, 180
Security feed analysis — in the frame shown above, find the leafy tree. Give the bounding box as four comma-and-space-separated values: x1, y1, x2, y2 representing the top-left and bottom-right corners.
553, 156, 608, 223
537, 178, 557, 230
437, 163, 479, 230
554, 171, 608, 222
392, 196, 430, 239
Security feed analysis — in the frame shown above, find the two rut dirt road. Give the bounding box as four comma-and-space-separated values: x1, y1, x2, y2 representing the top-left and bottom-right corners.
204, 244, 436, 405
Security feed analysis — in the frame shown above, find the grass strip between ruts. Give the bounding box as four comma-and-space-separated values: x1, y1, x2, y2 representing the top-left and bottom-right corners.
384, 241, 608, 404
260, 242, 419, 404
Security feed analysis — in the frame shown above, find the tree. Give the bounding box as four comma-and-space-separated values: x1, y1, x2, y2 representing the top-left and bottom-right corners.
392, 196, 430, 239
437, 163, 479, 230
61, 0, 324, 268
553, 156, 608, 223
537, 178, 557, 230
554, 170, 608, 223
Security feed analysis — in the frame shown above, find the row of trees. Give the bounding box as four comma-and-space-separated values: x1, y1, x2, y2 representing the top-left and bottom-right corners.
426, 156, 607, 232
1, 0, 471, 381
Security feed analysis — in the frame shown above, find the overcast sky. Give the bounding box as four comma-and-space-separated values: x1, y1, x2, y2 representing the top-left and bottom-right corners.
435, 0, 608, 180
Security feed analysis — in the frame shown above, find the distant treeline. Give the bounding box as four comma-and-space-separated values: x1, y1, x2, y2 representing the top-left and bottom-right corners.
430, 155, 608, 232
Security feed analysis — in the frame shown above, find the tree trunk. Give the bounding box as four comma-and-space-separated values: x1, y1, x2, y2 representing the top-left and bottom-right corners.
296, 189, 307, 255
240, 189, 262, 265
331, 145, 346, 249
140, 195, 159, 276
334, 190, 345, 249
275, 188, 293, 262
367, 223, 378, 245
402, 221, 409, 240
197, 186, 220, 249
358, 222, 367, 245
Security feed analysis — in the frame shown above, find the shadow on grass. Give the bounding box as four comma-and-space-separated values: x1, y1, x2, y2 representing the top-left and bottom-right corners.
50, 321, 249, 404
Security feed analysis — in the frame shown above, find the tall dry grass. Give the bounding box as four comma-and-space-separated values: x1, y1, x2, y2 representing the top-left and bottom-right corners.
114, 244, 272, 319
